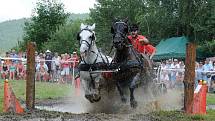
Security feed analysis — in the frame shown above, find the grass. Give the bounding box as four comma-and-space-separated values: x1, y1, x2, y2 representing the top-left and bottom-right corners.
207, 93, 215, 105
149, 110, 215, 121
0, 79, 72, 112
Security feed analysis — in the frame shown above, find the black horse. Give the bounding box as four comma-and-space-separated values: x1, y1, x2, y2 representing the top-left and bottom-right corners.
111, 19, 154, 108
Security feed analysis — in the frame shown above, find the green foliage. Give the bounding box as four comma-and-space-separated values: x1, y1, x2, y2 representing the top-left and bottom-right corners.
90, 0, 215, 53
198, 40, 215, 57
43, 20, 82, 54
22, 0, 69, 51
89, 0, 146, 52
137, 0, 215, 43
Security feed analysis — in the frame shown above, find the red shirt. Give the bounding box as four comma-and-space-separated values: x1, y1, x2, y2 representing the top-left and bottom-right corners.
128, 35, 156, 55
61, 58, 70, 68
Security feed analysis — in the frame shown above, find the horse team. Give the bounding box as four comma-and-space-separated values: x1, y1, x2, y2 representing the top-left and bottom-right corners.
78, 20, 154, 108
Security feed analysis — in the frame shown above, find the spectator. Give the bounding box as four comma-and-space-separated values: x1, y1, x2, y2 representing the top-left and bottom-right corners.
9, 62, 16, 80
45, 50, 53, 81
213, 62, 215, 70
175, 61, 185, 88
1, 62, 8, 79
160, 61, 170, 87
170, 59, 180, 88
52, 52, 61, 82
39, 53, 44, 59
5, 52, 11, 66
36, 58, 49, 81
203, 58, 213, 86
71, 51, 79, 68
166, 59, 172, 87
35, 51, 40, 64
16, 60, 25, 80
211, 62, 215, 91
60, 54, 70, 83
196, 61, 204, 80
10, 49, 18, 64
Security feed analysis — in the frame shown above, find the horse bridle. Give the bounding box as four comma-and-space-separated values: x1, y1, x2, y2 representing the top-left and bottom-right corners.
77, 28, 95, 52
112, 22, 129, 46
77, 28, 103, 65
113, 22, 128, 38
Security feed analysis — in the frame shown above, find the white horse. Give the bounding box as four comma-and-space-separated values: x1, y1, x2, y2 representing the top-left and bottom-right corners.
77, 23, 111, 103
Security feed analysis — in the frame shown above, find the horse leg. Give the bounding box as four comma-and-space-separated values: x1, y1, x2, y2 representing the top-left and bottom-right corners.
129, 74, 140, 108
80, 75, 95, 103
92, 76, 101, 102
129, 87, 137, 108
116, 81, 127, 103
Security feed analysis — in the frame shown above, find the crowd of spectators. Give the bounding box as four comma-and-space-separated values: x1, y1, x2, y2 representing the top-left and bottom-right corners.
160, 59, 185, 88
160, 58, 215, 89
0, 49, 79, 84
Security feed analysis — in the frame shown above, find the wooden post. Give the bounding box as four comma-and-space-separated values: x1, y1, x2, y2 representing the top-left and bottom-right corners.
183, 42, 196, 114
26, 42, 36, 110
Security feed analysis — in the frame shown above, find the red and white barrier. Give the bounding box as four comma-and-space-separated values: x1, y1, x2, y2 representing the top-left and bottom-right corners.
192, 80, 207, 115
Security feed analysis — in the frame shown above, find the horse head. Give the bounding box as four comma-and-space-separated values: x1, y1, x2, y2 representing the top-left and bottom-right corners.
77, 23, 96, 58
111, 19, 129, 50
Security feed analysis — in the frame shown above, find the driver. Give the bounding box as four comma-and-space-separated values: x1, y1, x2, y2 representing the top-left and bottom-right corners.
128, 24, 156, 59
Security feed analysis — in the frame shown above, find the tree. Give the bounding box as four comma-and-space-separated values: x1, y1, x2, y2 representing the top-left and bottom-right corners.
22, 0, 68, 50
178, 0, 214, 113
90, 0, 146, 52
43, 20, 82, 54
138, 0, 214, 43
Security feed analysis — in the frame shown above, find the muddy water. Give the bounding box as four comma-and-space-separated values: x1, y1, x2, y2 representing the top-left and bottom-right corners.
35, 88, 183, 114
36, 96, 88, 113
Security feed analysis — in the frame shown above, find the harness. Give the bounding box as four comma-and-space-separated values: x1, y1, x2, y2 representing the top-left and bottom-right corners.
78, 28, 110, 88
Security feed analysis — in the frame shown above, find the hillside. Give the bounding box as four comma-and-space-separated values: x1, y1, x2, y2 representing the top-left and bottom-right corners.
0, 18, 27, 52
0, 13, 89, 52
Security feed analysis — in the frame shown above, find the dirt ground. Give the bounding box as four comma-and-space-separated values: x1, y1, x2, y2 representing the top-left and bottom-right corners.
0, 88, 184, 121
0, 110, 159, 121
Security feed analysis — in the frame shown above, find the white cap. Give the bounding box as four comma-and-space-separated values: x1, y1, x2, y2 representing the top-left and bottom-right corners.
46, 50, 51, 53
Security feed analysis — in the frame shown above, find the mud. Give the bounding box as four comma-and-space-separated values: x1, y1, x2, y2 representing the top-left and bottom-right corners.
0, 87, 184, 121
0, 110, 158, 121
